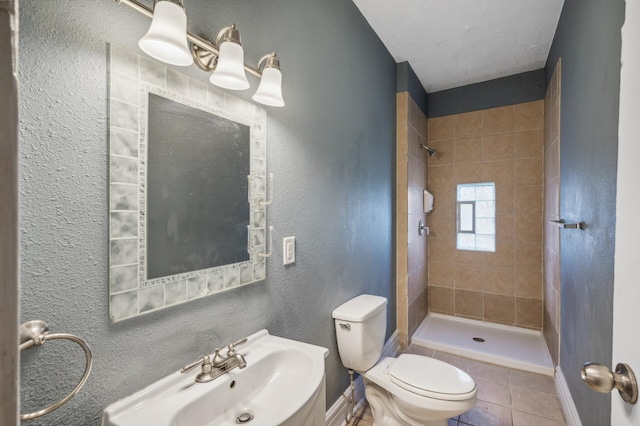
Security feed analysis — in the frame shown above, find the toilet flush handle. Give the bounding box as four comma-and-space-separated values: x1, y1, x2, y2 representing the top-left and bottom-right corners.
339, 323, 351, 331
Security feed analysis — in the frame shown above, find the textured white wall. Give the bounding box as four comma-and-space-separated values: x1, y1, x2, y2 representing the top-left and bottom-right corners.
18, 0, 396, 423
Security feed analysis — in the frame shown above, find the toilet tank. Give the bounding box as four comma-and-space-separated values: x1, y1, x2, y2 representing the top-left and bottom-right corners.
332, 295, 387, 372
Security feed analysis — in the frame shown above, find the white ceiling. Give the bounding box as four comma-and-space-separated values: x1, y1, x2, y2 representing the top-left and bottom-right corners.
352, 0, 564, 93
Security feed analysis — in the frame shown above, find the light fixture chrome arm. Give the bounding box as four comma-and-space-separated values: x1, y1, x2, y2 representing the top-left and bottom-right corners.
116, 0, 262, 77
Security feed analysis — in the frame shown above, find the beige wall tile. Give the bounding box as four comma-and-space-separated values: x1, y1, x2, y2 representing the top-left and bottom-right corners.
422, 101, 545, 326
454, 110, 483, 138
430, 188, 456, 214
483, 106, 514, 135
455, 137, 483, 164
516, 186, 543, 215
429, 260, 455, 287
397, 152, 408, 185
455, 289, 484, 319
408, 268, 422, 302
496, 185, 515, 216
455, 249, 484, 266
483, 160, 515, 187
408, 97, 420, 129
397, 182, 408, 215
544, 309, 560, 366
428, 165, 455, 189
398, 231, 408, 275
408, 157, 422, 187
397, 274, 408, 306
428, 213, 456, 240
408, 238, 424, 274
516, 297, 543, 329
397, 122, 408, 154
515, 129, 544, 159
397, 92, 408, 124
545, 279, 559, 330
484, 267, 515, 295
545, 139, 560, 182
429, 286, 454, 314
516, 268, 543, 299
495, 215, 515, 242
408, 126, 419, 159
455, 162, 483, 184
516, 158, 543, 186
516, 215, 543, 243
483, 133, 515, 161
455, 264, 484, 291
516, 242, 542, 271
514, 100, 544, 131
427, 139, 454, 166
429, 238, 456, 263
484, 242, 515, 268
428, 115, 454, 141
544, 177, 559, 216
484, 293, 515, 324
408, 185, 423, 216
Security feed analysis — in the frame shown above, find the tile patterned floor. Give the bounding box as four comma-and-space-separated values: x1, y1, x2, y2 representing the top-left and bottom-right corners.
347, 345, 566, 426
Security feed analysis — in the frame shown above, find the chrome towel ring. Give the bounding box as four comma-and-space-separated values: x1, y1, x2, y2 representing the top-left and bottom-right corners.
19, 320, 93, 421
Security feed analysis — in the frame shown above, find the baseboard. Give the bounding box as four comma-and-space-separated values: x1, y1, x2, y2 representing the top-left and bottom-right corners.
326, 330, 400, 426
555, 366, 582, 426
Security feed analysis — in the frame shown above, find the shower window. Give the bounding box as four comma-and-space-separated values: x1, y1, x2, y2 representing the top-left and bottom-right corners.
457, 182, 496, 252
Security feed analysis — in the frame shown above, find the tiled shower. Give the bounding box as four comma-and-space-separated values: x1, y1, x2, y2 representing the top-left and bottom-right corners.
397, 92, 548, 340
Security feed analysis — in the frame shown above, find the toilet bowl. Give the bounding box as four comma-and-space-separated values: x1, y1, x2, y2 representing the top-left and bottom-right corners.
332, 295, 477, 426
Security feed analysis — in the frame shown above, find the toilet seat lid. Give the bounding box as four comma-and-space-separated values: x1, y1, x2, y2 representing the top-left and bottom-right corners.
388, 354, 476, 400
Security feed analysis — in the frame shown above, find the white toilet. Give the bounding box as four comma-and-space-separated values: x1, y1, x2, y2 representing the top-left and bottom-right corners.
332, 294, 477, 426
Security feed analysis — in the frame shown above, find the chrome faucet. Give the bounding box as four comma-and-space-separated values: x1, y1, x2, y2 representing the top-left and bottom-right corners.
181, 337, 248, 384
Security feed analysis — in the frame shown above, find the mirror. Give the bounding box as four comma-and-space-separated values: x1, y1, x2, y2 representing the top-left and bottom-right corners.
108, 45, 268, 322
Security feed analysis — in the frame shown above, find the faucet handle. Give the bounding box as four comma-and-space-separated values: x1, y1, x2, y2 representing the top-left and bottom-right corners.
227, 337, 248, 356
180, 355, 210, 374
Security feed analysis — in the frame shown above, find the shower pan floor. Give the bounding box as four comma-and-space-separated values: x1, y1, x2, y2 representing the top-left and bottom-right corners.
411, 313, 554, 376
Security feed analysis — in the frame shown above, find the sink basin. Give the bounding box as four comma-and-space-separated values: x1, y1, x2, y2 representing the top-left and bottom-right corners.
102, 330, 329, 426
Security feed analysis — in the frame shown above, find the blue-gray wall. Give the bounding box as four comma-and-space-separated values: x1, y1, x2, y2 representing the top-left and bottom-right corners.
545, 1, 624, 425
18, 1, 396, 424
426, 69, 545, 118
397, 61, 428, 117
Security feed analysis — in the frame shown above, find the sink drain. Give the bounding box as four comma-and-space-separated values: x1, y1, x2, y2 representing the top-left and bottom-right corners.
235, 410, 254, 424
472, 337, 485, 342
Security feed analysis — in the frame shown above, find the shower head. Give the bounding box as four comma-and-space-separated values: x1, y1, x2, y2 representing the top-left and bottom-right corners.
421, 144, 437, 157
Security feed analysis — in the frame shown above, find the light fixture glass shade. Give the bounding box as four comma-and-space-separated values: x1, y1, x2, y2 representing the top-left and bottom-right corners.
138, 1, 193, 66
210, 41, 250, 90
252, 67, 285, 107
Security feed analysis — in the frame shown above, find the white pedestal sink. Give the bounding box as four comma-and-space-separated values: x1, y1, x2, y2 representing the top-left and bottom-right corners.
102, 330, 329, 426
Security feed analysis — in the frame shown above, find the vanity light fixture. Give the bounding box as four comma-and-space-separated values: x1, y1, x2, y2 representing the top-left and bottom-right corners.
209, 25, 250, 90
138, 0, 193, 66
117, 0, 285, 106
252, 54, 285, 107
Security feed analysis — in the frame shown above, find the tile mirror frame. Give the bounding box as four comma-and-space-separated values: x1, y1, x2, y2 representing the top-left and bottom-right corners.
108, 45, 268, 322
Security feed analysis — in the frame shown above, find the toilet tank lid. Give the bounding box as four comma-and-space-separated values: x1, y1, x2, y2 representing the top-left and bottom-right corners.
332, 295, 387, 322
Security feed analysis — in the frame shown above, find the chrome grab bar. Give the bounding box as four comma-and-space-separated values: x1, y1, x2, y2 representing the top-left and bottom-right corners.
550, 219, 586, 230
19, 321, 93, 421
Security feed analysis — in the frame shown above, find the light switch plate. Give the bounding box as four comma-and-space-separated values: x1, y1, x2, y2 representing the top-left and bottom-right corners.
283, 236, 295, 265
